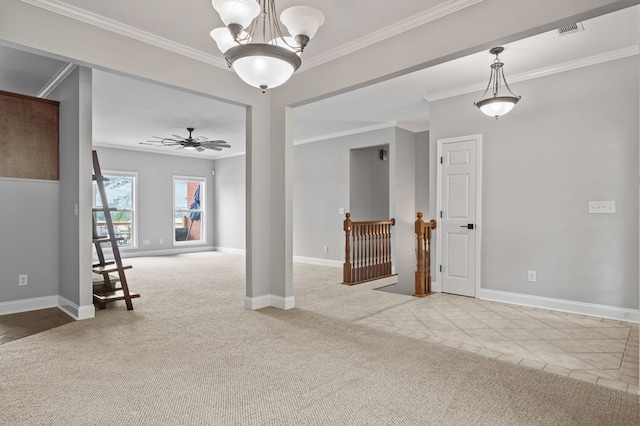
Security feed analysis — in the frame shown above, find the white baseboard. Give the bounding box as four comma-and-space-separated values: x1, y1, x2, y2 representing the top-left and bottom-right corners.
244, 295, 296, 310
0, 295, 58, 315
271, 295, 296, 310
58, 296, 95, 320
356, 275, 399, 290
121, 246, 216, 258
293, 256, 342, 268
214, 246, 247, 255
0, 295, 95, 320
478, 288, 640, 323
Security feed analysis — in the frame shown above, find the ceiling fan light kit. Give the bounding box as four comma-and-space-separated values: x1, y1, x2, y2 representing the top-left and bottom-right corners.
474, 47, 521, 119
140, 128, 231, 153
210, 0, 325, 92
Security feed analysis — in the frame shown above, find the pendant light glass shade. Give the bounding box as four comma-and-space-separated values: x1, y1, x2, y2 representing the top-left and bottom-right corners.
225, 43, 301, 91
210, 27, 243, 53
476, 96, 518, 118
474, 47, 521, 119
280, 6, 325, 40
212, 0, 260, 27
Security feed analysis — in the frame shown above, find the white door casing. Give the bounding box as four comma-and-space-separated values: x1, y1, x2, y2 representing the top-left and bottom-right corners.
436, 135, 482, 297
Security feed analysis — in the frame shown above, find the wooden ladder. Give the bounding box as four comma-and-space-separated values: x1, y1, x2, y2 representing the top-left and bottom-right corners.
92, 150, 139, 310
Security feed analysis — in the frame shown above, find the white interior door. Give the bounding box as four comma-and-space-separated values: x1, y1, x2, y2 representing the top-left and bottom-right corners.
437, 135, 481, 297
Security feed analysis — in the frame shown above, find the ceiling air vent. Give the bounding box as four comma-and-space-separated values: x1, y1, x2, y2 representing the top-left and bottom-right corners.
555, 22, 584, 36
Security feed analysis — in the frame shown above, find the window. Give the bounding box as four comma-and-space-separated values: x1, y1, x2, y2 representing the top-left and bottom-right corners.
93, 172, 136, 248
174, 177, 205, 244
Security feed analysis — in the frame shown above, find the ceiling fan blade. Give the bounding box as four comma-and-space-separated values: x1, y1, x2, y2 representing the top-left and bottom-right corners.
210, 147, 223, 151
201, 140, 231, 147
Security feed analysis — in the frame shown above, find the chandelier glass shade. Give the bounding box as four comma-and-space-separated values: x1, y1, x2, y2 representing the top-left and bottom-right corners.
474, 47, 521, 119
210, 0, 324, 92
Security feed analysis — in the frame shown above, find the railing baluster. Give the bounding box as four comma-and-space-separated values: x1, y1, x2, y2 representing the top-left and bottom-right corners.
342, 214, 396, 285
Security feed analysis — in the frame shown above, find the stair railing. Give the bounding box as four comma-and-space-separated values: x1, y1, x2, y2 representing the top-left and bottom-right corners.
414, 212, 437, 297
343, 213, 396, 285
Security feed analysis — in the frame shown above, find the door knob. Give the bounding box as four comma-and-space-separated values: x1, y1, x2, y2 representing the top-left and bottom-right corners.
460, 224, 474, 230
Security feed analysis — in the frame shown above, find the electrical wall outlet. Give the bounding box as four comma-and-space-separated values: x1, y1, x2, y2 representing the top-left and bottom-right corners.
323, 245, 328, 253
143, 240, 150, 245
588, 201, 616, 214
19, 274, 28, 286
527, 270, 537, 282
159, 239, 164, 245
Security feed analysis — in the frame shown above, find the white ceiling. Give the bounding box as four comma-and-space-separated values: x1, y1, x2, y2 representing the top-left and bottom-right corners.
0, 2, 638, 158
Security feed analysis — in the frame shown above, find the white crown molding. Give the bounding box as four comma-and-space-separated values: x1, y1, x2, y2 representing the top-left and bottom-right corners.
37, 62, 77, 98
301, 0, 484, 70
19, 0, 228, 69
20, 0, 480, 73
425, 45, 640, 102
93, 141, 222, 160
293, 120, 428, 146
294, 122, 396, 145
95, 141, 249, 161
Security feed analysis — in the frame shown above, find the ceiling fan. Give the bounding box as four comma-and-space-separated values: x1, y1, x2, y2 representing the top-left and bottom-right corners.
140, 127, 231, 152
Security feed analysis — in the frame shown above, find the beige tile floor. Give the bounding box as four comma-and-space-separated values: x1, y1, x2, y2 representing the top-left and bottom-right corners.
355, 293, 639, 395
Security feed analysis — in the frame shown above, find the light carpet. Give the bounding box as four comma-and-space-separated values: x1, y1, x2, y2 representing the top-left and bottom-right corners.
1, 251, 639, 425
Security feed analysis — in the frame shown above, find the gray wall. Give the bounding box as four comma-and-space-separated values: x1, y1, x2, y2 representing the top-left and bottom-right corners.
93, 147, 216, 255
293, 128, 395, 261
415, 131, 430, 216
390, 128, 418, 293
50, 66, 94, 314
429, 56, 639, 309
293, 127, 428, 295
212, 155, 246, 250
349, 145, 389, 221
0, 179, 59, 303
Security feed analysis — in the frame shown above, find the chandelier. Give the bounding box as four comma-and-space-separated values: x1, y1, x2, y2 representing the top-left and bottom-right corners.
474, 47, 521, 119
210, 0, 325, 92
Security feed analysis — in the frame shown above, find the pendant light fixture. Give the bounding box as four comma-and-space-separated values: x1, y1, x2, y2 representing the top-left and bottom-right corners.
474, 47, 521, 119
210, 0, 325, 93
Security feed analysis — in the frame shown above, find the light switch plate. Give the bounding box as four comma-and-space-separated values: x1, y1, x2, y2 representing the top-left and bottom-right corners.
588, 201, 616, 214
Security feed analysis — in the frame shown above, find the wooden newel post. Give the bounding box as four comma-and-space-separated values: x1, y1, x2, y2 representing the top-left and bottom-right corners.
425, 219, 437, 295
414, 212, 427, 297
343, 213, 352, 285
415, 213, 437, 298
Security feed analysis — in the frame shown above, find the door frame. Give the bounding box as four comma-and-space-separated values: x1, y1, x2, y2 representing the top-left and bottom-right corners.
435, 134, 483, 297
